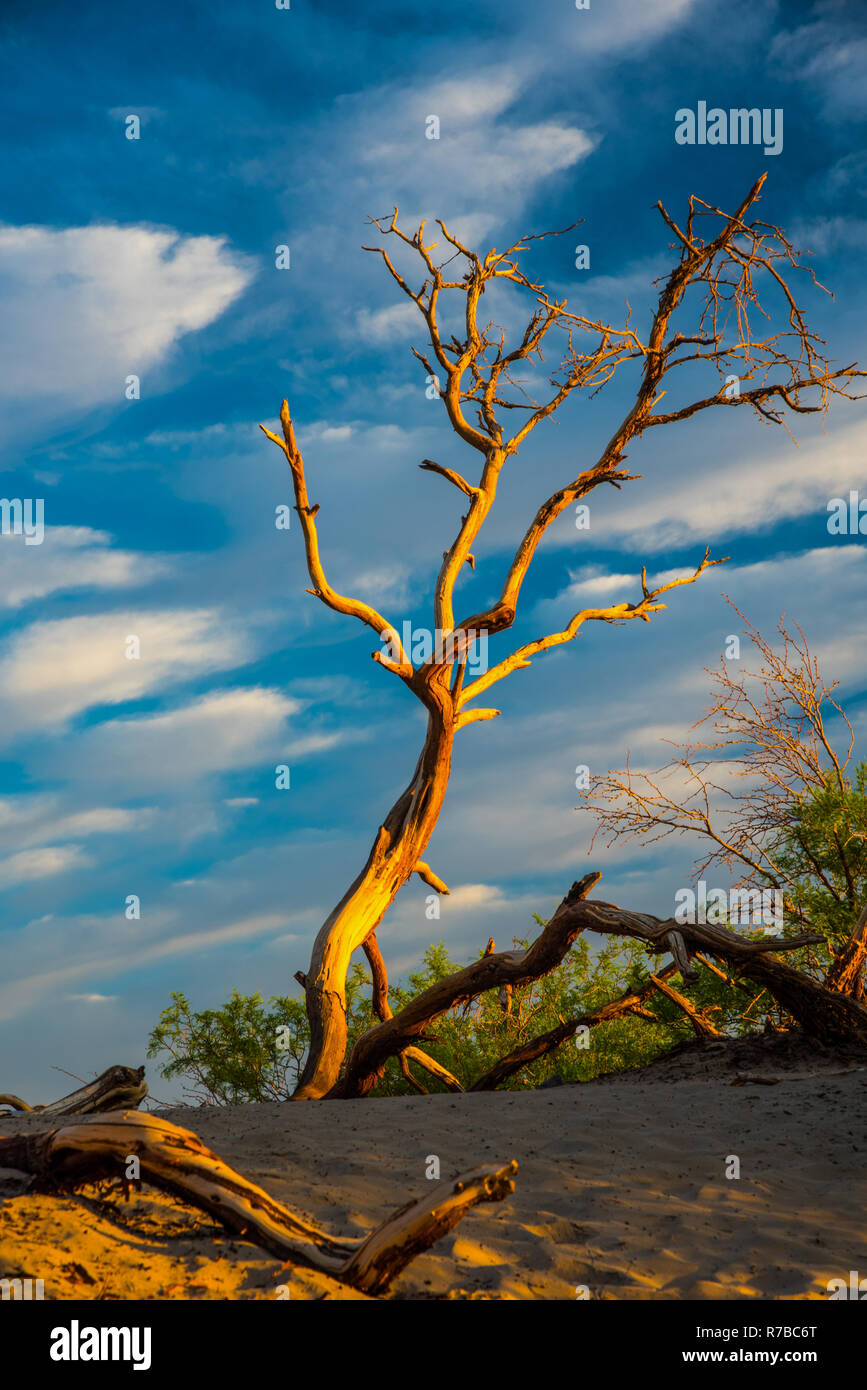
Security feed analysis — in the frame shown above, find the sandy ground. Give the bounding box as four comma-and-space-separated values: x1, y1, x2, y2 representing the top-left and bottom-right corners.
1, 1036, 866, 1300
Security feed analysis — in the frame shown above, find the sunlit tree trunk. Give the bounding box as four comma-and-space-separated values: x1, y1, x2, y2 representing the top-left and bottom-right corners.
295, 680, 454, 1100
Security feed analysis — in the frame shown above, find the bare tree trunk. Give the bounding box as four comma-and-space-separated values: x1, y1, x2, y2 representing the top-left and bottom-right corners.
295, 693, 454, 1100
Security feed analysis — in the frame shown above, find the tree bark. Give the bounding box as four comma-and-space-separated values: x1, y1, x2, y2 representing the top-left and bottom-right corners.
825, 905, 867, 1000
295, 690, 454, 1100
0, 1111, 516, 1297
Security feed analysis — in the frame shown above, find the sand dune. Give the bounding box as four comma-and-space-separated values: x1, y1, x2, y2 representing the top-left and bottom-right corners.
2, 1042, 865, 1300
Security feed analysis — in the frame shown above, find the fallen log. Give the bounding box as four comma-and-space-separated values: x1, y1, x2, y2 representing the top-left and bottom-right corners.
0, 1065, 147, 1116
569, 886, 867, 1048
0, 1110, 517, 1297
340, 871, 867, 1098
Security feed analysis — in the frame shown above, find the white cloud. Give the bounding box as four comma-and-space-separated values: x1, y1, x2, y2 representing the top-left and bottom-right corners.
0, 223, 254, 411
0, 798, 152, 852
0, 608, 253, 733
346, 563, 413, 610
789, 215, 867, 256
0, 526, 166, 609
48, 687, 306, 788
0, 845, 88, 887
366, 115, 595, 211
280, 64, 596, 274
355, 301, 419, 343
550, 416, 867, 553
417, 72, 520, 125
560, 0, 696, 53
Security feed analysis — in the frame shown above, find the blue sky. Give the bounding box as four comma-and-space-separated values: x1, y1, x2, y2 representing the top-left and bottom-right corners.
1, 0, 866, 1102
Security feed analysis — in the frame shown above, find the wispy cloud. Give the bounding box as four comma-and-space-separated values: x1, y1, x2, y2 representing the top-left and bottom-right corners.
0, 608, 254, 733
0, 527, 166, 609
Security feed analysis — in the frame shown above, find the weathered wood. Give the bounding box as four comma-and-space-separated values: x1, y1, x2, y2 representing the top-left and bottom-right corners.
664, 929, 699, 984
337, 873, 602, 1098
825, 905, 867, 1000
335, 871, 867, 1098
0, 1065, 147, 1117
362, 931, 463, 1092
0, 1112, 516, 1296
0, 1094, 31, 1112
648, 973, 721, 1038
338, 1160, 518, 1296
571, 887, 867, 1048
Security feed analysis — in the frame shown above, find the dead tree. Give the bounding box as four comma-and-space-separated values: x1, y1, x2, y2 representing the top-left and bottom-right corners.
0, 1111, 516, 1297
262, 173, 866, 1098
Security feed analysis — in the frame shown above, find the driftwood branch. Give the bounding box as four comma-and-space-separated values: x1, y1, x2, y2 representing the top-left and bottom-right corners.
347, 868, 867, 1100
0, 1111, 517, 1297
648, 973, 722, 1038
0, 1065, 147, 1117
